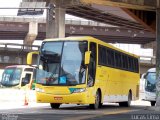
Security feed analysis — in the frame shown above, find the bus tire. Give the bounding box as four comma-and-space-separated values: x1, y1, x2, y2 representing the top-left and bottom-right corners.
50, 103, 61, 109
89, 90, 101, 109
119, 92, 132, 107
151, 101, 156, 106
99, 103, 103, 108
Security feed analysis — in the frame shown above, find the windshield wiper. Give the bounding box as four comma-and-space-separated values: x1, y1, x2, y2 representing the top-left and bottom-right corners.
67, 80, 78, 86
67, 83, 77, 86
42, 50, 58, 55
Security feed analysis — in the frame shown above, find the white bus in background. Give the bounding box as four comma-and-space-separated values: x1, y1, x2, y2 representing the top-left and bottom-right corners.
0, 65, 36, 106
140, 68, 156, 106
0, 65, 35, 90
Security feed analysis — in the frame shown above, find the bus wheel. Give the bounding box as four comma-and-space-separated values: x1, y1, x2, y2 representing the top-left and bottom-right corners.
50, 103, 61, 109
151, 101, 156, 106
119, 92, 132, 107
89, 91, 100, 109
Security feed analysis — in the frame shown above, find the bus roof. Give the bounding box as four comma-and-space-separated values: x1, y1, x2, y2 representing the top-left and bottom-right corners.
44, 36, 139, 58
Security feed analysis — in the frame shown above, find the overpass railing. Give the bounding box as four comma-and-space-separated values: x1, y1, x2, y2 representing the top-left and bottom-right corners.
0, 16, 115, 27
0, 43, 40, 52
65, 19, 115, 27
140, 56, 156, 65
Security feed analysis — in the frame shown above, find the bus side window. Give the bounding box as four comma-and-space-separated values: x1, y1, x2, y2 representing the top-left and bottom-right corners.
88, 42, 96, 87
22, 73, 31, 86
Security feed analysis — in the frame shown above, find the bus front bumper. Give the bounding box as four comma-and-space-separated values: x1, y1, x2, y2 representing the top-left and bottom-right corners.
36, 91, 93, 104
143, 91, 156, 101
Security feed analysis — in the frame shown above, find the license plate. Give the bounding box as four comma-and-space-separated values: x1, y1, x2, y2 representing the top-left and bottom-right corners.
54, 97, 63, 100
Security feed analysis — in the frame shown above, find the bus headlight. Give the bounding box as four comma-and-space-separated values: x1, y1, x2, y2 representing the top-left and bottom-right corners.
73, 88, 86, 93
35, 88, 44, 92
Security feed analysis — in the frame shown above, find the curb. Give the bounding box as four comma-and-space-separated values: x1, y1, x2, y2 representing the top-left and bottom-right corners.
145, 106, 160, 111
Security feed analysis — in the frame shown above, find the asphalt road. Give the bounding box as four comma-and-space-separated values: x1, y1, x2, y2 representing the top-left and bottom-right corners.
0, 102, 160, 120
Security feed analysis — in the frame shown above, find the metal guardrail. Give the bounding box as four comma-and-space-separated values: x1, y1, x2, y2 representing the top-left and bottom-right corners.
65, 19, 115, 27
0, 16, 115, 27
0, 16, 46, 23
0, 43, 40, 52
140, 56, 156, 65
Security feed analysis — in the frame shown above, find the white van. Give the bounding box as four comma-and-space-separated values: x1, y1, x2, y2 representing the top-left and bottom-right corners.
139, 68, 156, 106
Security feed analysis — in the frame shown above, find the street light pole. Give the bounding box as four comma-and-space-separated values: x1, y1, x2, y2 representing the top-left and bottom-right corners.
156, 0, 160, 107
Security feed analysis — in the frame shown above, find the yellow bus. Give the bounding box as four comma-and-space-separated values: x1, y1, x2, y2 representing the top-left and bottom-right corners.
27, 36, 140, 109
0, 65, 35, 90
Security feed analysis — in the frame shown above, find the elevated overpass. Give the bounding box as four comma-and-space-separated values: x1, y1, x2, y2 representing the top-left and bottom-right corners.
0, 0, 158, 74
0, 16, 155, 44
0, 16, 155, 74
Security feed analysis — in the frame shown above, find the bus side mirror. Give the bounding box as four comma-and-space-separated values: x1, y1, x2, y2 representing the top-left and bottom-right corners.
27, 51, 39, 65
143, 73, 147, 79
85, 51, 91, 65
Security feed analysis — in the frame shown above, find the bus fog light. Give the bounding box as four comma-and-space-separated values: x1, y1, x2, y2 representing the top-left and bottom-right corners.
35, 88, 44, 92
73, 88, 86, 93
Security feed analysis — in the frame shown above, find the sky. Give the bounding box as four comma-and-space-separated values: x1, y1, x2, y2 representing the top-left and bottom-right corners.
0, 0, 153, 57
0, 0, 21, 15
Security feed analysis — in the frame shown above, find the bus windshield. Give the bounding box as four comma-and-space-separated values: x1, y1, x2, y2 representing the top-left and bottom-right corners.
145, 72, 156, 92
1, 67, 22, 87
36, 41, 87, 86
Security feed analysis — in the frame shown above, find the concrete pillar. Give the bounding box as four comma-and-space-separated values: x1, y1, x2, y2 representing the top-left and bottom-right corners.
46, 0, 66, 38
24, 22, 38, 45
153, 44, 157, 57
54, 7, 65, 38
156, 0, 160, 106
